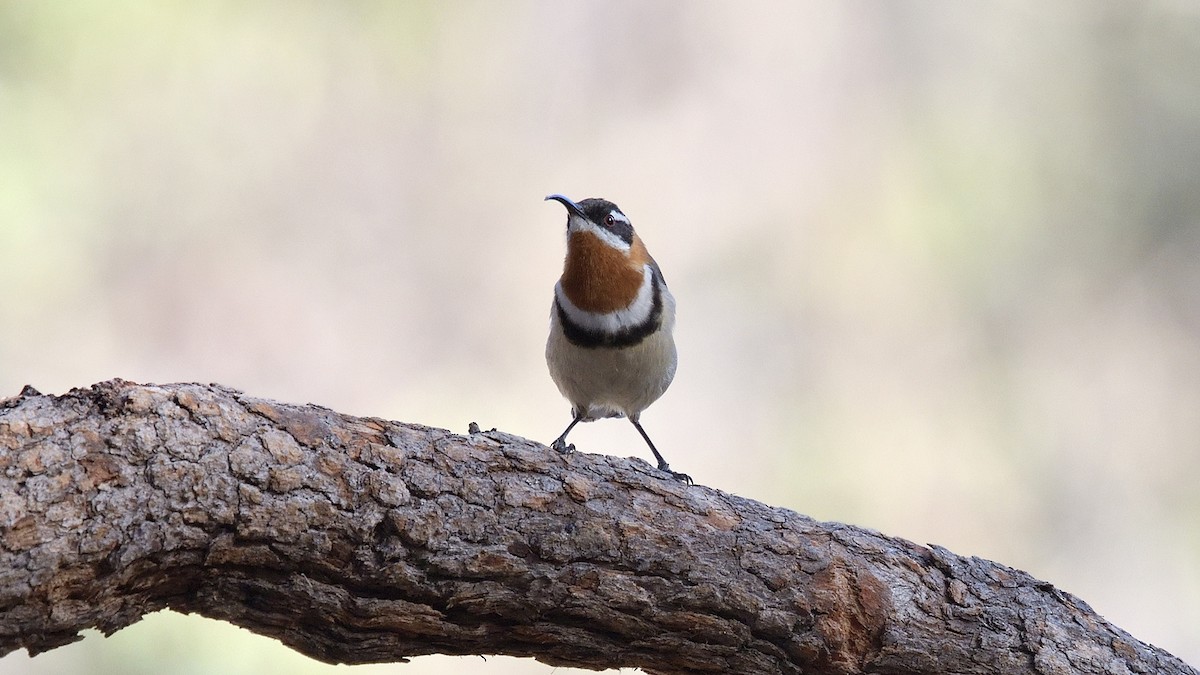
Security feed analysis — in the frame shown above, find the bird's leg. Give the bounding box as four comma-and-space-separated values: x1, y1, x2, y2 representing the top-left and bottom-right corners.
551, 412, 583, 454
630, 417, 692, 485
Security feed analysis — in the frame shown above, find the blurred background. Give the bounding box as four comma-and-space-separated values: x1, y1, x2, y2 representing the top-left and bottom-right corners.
2, 1, 1198, 672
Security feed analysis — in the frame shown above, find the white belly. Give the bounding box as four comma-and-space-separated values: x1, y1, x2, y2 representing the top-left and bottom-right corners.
545, 295, 677, 419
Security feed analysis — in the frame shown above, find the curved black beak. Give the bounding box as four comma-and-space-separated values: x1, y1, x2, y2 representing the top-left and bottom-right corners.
544, 193, 585, 218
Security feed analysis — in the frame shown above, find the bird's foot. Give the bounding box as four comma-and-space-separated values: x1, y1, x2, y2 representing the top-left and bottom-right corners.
658, 463, 693, 485
551, 438, 576, 454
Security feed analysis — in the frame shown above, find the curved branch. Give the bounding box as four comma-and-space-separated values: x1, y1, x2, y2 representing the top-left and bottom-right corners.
0, 380, 1193, 675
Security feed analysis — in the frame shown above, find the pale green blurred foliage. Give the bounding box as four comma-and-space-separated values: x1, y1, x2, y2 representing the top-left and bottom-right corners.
1, 2, 1198, 673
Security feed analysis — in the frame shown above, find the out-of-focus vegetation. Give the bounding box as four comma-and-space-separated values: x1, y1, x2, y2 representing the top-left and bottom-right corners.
2, 2, 1197, 672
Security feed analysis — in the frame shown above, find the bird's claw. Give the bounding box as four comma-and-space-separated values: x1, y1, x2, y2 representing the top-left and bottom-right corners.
659, 464, 693, 485
551, 439, 576, 454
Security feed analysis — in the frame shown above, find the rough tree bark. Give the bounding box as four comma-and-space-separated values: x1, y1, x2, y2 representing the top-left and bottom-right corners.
0, 380, 1193, 675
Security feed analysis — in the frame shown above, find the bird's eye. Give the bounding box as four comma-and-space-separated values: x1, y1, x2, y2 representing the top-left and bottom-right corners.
605, 215, 615, 226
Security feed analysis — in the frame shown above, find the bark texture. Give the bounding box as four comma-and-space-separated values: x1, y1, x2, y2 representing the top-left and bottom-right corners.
0, 380, 1193, 674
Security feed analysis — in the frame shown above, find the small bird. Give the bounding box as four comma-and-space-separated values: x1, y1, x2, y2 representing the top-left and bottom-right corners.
544, 194, 690, 483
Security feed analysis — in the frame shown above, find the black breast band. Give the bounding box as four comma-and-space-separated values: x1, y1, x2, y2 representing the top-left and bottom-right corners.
556, 274, 663, 349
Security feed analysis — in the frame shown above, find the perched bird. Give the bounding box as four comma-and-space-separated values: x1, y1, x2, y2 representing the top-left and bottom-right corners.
544, 194, 690, 483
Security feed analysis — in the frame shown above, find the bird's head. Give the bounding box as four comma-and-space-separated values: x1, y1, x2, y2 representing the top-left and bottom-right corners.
545, 193, 637, 253
545, 194, 653, 314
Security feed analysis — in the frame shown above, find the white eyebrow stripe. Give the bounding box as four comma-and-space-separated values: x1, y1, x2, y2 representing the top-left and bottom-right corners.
567, 213, 631, 252
608, 210, 630, 224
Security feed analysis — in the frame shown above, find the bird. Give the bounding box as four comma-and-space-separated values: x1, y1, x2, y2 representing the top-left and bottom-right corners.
543, 193, 690, 484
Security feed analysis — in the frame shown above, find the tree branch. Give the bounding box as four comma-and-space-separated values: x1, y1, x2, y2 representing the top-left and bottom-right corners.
0, 380, 1192, 674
